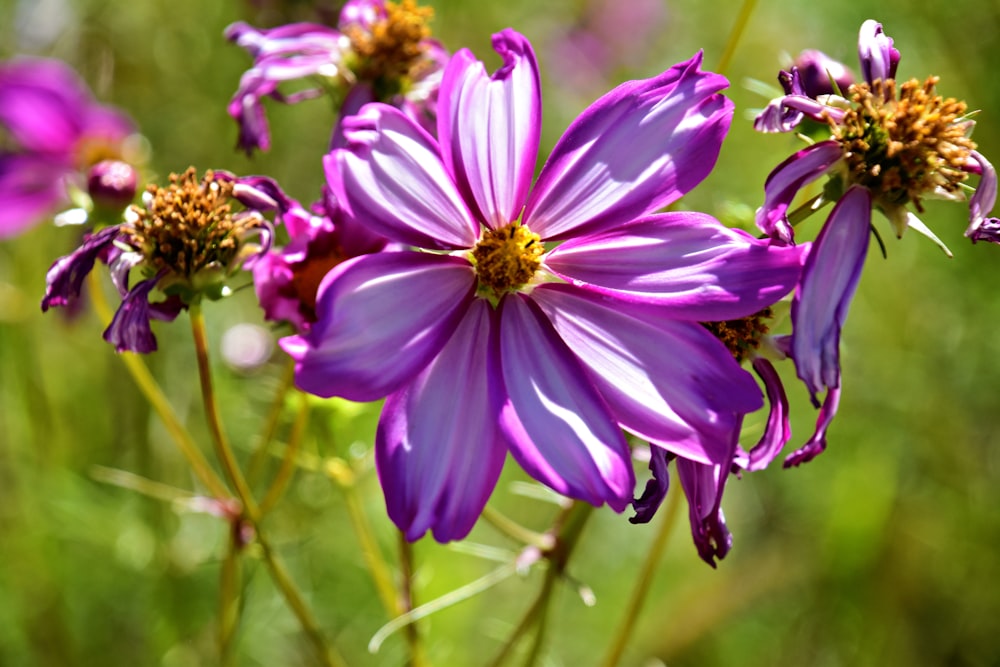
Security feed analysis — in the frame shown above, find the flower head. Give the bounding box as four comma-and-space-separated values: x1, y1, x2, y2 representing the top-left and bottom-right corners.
285, 30, 806, 543
42, 168, 281, 352
752, 20, 998, 449
0, 57, 136, 238
225, 0, 447, 155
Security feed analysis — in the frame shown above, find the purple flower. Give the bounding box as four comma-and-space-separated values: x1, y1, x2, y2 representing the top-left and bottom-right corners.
752, 20, 998, 450
225, 0, 448, 155
42, 169, 279, 352
284, 30, 806, 542
0, 57, 135, 238
792, 50, 855, 98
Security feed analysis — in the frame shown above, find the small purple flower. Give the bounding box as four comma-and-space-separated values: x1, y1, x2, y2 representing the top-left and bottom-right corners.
0, 57, 135, 238
225, 0, 448, 155
792, 49, 855, 98
42, 169, 280, 352
285, 30, 806, 543
752, 20, 998, 451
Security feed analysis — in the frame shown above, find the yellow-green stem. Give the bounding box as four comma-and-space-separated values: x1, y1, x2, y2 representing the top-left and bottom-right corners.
258, 391, 309, 515
247, 358, 297, 485
599, 486, 683, 667
715, 0, 758, 76
86, 271, 229, 499
219, 531, 243, 667
482, 506, 556, 551
398, 534, 427, 667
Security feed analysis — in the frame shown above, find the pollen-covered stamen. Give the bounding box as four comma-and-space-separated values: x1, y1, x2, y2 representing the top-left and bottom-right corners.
123, 168, 263, 278
702, 307, 773, 363
345, 0, 433, 90
471, 223, 544, 298
834, 77, 975, 212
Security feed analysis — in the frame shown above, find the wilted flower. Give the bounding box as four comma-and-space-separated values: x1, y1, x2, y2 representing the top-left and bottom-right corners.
42, 168, 279, 353
0, 57, 137, 238
752, 20, 998, 462
285, 30, 806, 542
225, 0, 448, 154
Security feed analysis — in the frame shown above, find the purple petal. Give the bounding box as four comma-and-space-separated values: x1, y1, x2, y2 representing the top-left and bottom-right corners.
784, 385, 841, 467
531, 284, 761, 465
791, 185, 872, 400
280, 252, 476, 401
793, 50, 855, 98
497, 294, 634, 510
858, 20, 900, 85
0, 57, 90, 153
744, 357, 791, 471
376, 301, 507, 542
101, 276, 175, 354
0, 154, 69, 238
677, 453, 735, 567
755, 140, 843, 243
965, 150, 998, 239
438, 29, 540, 229
753, 94, 847, 134
327, 103, 479, 250
545, 212, 807, 320
41, 225, 122, 311
630, 446, 671, 524
523, 51, 733, 240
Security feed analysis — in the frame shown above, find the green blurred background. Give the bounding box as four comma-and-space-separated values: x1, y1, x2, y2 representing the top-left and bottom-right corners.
2, 0, 1000, 665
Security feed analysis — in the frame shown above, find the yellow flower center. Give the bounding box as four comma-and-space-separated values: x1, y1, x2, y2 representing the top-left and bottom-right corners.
702, 308, 773, 363
345, 0, 434, 96
834, 77, 975, 213
470, 223, 544, 302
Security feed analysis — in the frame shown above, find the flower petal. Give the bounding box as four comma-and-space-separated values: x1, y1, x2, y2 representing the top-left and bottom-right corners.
965, 150, 998, 238
791, 185, 871, 400
376, 300, 507, 542
327, 103, 479, 249
41, 225, 121, 311
0, 154, 69, 238
858, 20, 900, 85
102, 275, 183, 354
545, 212, 807, 320
497, 294, 634, 510
523, 51, 732, 240
753, 93, 848, 134
630, 446, 671, 524
531, 284, 761, 465
438, 29, 540, 229
676, 454, 736, 567
755, 140, 842, 243
784, 385, 841, 467
281, 252, 476, 401
744, 357, 791, 471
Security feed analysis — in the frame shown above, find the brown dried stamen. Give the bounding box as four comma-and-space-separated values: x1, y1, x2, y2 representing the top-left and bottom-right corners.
123, 168, 259, 277
702, 308, 773, 363
471, 223, 544, 299
833, 77, 975, 212
345, 0, 433, 88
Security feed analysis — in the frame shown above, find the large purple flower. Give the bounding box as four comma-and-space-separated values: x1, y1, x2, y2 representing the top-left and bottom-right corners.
283, 30, 806, 543
226, 0, 448, 154
752, 20, 998, 462
0, 57, 135, 238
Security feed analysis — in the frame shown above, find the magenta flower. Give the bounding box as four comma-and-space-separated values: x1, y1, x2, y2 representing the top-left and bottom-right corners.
0, 57, 135, 238
752, 20, 998, 463
226, 0, 448, 154
283, 30, 806, 542
42, 169, 281, 352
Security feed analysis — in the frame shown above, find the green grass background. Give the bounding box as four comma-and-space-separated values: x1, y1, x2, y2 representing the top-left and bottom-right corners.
2, 0, 1000, 665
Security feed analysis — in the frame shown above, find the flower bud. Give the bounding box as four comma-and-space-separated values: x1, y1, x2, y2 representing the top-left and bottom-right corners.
87, 159, 138, 212
793, 49, 854, 98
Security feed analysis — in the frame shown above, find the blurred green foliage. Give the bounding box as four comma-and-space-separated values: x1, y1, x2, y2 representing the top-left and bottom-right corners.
2, 0, 1000, 665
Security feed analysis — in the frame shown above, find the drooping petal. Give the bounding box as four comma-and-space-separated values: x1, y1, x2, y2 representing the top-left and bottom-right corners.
755, 140, 843, 243
438, 29, 540, 229
281, 252, 476, 401
41, 225, 122, 311
791, 185, 872, 401
523, 51, 733, 240
753, 93, 847, 134
0, 154, 69, 238
965, 150, 998, 238
497, 294, 634, 510
545, 212, 807, 320
784, 385, 841, 467
858, 19, 900, 86
677, 443, 738, 567
327, 103, 479, 249
376, 300, 507, 542
102, 275, 183, 354
630, 446, 671, 524
531, 284, 761, 465
744, 356, 791, 471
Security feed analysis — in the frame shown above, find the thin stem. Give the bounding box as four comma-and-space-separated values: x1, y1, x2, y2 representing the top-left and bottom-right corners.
488, 502, 594, 667
787, 193, 832, 227
86, 272, 229, 499
327, 459, 402, 620
482, 506, 556, 551
188, 304, 346, 667
219, 530, 243, 667
258, 391, 309, 516
398, 534, 427, 667
247, 358, 297, 485
599, 486, 683, 667
714, 0, 758, 76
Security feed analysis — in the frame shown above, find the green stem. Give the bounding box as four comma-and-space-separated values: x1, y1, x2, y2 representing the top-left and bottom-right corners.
219, 530, 243, 667
398, 534, 427, 667
482, 506, 556, 551
488, 502, 595, 667
86, 272, 229, 499
258, 391, 309, 516
714, 0, 758, 76
599, 486, 683, 667
188, 304, 347, 667
247, 358, 297, 485
787, 193, 831, 227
